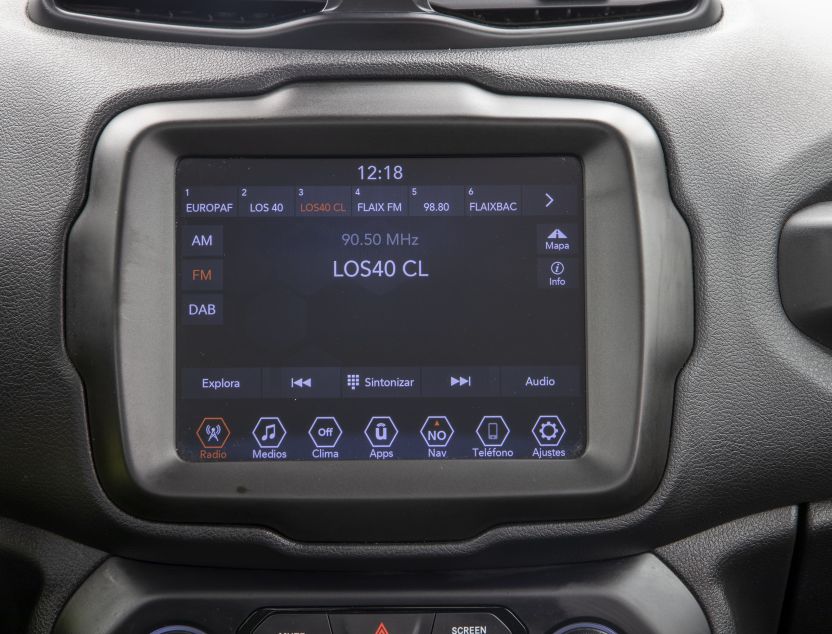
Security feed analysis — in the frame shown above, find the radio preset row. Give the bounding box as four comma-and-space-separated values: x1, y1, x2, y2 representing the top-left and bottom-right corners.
177, 157, 586, 463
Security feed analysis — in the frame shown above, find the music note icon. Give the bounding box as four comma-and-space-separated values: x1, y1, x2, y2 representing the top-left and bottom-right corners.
253, 417, 286, 449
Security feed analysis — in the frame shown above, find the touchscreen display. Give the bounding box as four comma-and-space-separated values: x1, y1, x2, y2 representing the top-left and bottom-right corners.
176, 157, 585, 462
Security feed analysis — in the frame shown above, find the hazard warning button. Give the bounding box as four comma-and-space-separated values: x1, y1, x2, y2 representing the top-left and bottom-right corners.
329, 614, 434, 634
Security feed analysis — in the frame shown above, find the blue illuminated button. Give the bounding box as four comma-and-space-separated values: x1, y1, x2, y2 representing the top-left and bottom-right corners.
181, 225, 222, 256
365, 416, 398, 448
476, 416, 510, 448
420, 416, 455, 448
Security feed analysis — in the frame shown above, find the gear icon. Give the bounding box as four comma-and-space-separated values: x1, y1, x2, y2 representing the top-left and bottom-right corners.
539, 421, 560, 441
533, 415, 567, 447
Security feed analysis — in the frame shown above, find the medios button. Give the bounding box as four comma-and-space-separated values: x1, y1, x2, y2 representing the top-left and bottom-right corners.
253, 613, 332, 634
330, 614, 434, 634
432, 613, 512, 634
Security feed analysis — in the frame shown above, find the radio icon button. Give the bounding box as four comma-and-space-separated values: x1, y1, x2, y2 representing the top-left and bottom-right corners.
309, 416, 343, 448
476, 416, 510, 447
420, 416, 455, 448
196, 417, 230, 449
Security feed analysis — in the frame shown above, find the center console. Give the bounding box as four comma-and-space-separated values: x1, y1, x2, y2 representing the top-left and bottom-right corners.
67, 82, 693, 542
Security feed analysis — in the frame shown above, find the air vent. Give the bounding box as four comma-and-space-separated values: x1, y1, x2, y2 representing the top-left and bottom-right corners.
54, 0, 327, 28
430, 0, 701, 28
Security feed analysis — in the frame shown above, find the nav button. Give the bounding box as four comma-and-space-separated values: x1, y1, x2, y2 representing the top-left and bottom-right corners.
432, 613, 513, 634
253, 613, 332, 634
330, 614, 434, 634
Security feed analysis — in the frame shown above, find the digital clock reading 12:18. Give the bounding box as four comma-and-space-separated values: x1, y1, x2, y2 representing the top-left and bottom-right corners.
358, 164, 404, 181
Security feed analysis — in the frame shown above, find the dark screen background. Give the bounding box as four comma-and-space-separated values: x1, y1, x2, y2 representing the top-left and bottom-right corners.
176, 157, 586, 461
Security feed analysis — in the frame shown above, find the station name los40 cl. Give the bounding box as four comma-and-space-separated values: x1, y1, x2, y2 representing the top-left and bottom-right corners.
332, 259, 430, 279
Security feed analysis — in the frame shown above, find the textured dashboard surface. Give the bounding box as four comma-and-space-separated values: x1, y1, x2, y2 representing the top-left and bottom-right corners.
2, 0, 832, 569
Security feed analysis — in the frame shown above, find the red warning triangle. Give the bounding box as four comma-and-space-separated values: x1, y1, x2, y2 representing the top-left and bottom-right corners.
375, 624, 390, 634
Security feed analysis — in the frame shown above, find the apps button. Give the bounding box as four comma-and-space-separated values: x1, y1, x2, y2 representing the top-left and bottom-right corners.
420, 416, 455, 448
309, 416, 343, 448
252, 416, 287, 449
532, 415, 567, 447
365, 416, 398, 448
476, 416, 510, 448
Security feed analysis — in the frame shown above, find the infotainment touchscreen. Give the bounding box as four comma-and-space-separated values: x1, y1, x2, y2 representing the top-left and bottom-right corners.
176, 157, 585, 462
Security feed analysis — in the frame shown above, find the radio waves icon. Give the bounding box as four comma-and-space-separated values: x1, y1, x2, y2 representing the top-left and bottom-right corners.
205, 424, 222, 443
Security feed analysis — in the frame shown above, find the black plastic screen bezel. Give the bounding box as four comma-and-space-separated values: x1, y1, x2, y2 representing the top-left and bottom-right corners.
66, 82, 693, 542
